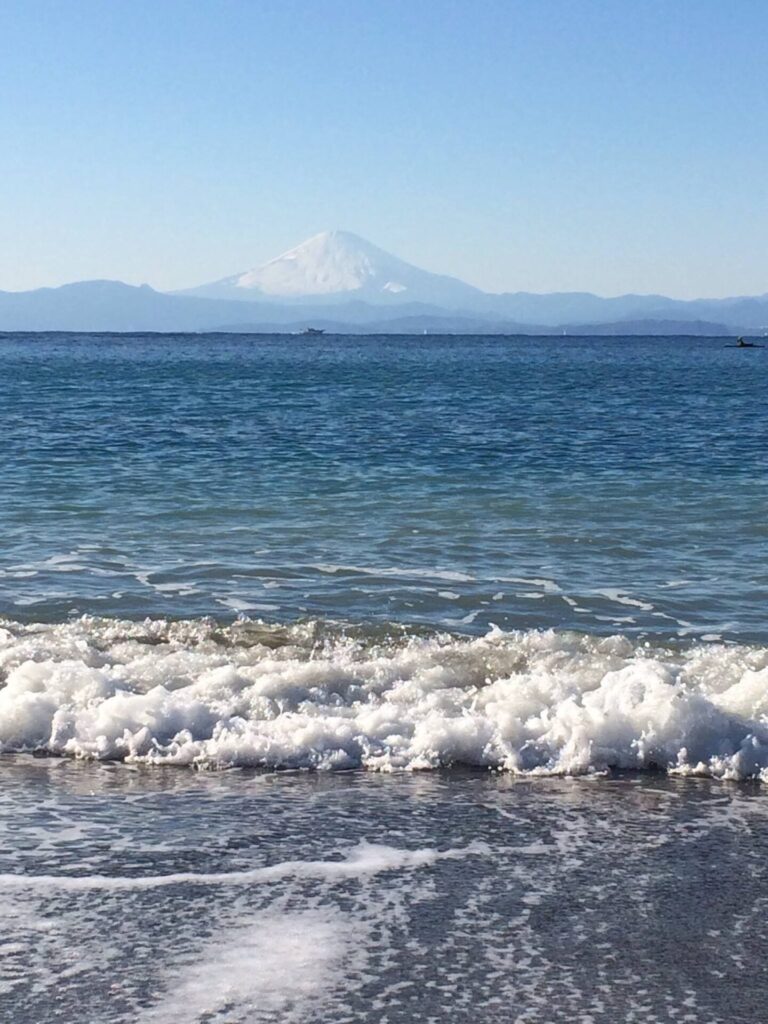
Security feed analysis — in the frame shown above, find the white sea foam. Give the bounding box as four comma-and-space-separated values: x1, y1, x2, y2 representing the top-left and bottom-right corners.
138, 910, 348, 1024
312, 563, 476, 582
0, 617, 767, 779
0, 842, 454, 891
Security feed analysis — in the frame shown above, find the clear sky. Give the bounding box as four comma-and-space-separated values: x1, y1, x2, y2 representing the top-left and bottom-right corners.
1, 0, 766, 298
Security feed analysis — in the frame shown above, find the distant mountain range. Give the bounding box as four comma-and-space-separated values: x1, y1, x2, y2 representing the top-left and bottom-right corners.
1, 231, 766, 335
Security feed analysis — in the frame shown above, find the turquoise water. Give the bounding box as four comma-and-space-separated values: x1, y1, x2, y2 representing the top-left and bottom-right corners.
3, 333, 768, 1022
1, 333, 766, 640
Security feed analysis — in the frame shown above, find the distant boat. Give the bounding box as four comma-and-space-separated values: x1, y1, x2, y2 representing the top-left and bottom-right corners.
301, 327, 325, 336
725, 336, 763, 348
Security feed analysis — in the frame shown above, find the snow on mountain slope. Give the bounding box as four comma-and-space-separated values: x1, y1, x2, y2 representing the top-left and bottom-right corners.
171, 230, 768, 324
238, 231, 400, 296
180, 231, 486, 307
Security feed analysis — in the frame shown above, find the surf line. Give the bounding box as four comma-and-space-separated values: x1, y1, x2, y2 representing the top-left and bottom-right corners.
0, 842, 482, 892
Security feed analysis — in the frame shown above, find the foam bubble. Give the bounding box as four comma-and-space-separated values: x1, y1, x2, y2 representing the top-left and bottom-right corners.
0, 842, 455, 891
0, 616, 767, 779
138, 910, 348, 1024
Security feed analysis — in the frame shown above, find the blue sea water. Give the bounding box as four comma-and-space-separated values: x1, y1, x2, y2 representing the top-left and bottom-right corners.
1, 332, 766, 639
2, 333, 768, 1022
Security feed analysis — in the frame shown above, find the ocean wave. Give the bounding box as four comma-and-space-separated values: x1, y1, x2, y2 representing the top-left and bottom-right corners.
0, 616, 767, 779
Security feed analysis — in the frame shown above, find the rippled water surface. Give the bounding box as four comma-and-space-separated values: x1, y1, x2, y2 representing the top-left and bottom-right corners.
2, 333, 768, 1019
0, 333, 764, 638
3, 762, 768, 1024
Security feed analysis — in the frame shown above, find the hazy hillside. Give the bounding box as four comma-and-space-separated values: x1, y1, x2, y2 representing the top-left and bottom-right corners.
0, 234, 765, 334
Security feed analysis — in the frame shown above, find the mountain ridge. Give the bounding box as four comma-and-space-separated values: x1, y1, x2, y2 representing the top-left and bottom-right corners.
0, 231, 766, 333
178, 230, 768, 328
0, 279, 753, 336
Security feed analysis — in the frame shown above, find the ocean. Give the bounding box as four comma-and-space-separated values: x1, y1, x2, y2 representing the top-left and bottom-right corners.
1, 332, 767, 1021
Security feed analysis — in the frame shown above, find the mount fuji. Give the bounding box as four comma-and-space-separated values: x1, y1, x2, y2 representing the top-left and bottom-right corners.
179, 230, 486, 308
176, 230, 768, 329
0, 230, 766, 333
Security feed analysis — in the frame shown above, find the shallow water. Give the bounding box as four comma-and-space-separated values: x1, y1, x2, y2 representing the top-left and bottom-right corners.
2, 761, 768, 1024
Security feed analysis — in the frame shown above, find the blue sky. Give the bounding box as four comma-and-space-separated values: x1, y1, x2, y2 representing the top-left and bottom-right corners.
1, 0, 766, 297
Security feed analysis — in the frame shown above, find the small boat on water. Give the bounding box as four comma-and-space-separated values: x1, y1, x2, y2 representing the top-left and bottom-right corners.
301, 327, 325, 336
725, 336, 763, 348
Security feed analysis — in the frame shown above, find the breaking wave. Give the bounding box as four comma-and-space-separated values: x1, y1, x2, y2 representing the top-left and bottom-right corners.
1, 616, 768, 779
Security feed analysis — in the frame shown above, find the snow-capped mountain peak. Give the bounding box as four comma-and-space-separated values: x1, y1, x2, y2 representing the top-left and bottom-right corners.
181, 230, 485, 307
234, 230, 403, 297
